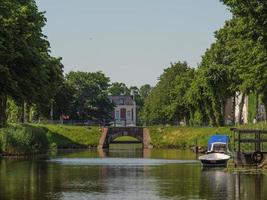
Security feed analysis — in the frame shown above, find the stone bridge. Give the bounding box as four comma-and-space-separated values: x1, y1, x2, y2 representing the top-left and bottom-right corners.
98, 127, 152, 149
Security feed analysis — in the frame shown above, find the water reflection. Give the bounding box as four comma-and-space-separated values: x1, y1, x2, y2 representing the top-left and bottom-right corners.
233, 173, 264, 200
0, 149, 266, 200
200, 169, 233, 199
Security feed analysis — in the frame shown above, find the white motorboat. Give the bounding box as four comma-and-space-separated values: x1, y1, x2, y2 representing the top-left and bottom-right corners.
199, 134, 231, 167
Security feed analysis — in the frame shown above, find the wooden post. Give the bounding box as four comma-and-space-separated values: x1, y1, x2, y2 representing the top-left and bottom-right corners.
237, 130, 241, 163
238, 130, 241, 153
195, 138, 198, 158
255, 131, 257, 152
256, 130, 260, 152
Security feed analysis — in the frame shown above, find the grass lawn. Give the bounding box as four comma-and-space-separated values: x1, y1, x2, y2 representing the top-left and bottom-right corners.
113, 136, 139, 142
148, 122, 267, 149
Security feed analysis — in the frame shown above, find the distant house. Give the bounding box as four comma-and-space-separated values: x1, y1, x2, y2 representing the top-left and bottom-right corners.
108, 96, 137, 127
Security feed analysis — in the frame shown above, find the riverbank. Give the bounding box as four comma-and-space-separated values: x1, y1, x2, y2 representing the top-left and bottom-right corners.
0, 124, 102, 156
148, 126, 232, 149
1, 122, 267, 156
148, 122, 267, 149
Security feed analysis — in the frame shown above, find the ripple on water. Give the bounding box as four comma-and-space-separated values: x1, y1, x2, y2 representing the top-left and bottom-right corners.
48, 158, 200, 166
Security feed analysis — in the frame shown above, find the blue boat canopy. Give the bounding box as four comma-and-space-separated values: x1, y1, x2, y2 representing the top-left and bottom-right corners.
208, 134, 230, 151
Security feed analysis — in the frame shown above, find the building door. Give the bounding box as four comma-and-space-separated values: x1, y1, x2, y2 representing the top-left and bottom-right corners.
120, 108, 126, 119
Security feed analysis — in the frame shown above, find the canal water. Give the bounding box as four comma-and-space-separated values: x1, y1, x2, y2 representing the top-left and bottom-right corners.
0, 147, 266, 200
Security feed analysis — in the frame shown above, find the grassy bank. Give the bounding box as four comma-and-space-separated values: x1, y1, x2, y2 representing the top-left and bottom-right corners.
148, 126, 233, 149
1, 122, 267, 155
0, 124, 102, 156
148, 122, 267, 149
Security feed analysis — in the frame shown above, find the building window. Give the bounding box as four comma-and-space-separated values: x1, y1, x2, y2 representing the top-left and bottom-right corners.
115, 111, 120, 119
127, 111, 131, 120
119, 98, 124, 105
120, 108, 126, 119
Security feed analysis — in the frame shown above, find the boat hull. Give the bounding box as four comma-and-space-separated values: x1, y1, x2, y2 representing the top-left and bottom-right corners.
199, 153, 230, 168
200, 158, 229, 167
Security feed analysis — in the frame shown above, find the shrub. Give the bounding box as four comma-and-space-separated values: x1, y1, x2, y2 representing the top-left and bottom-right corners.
1, 124, 49, 155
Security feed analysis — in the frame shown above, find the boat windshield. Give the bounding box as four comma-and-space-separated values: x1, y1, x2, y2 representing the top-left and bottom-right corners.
211, 143, 227, 153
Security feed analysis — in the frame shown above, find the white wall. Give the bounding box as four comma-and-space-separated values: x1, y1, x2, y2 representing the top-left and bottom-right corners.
114, 105, 136, 126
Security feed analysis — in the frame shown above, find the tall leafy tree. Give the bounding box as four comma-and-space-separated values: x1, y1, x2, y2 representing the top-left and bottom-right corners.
221, 0, 267, 46
221, 1, 267, 121
0, 0, 63, 126
139, 84, 152, 99
141, 62, 193, 125
64, 71, 113, 121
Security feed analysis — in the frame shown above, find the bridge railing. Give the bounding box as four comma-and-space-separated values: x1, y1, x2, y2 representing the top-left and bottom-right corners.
108, 127, 143, 134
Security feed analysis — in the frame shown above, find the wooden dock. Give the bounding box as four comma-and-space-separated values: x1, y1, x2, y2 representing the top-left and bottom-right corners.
231, 128, 267, 166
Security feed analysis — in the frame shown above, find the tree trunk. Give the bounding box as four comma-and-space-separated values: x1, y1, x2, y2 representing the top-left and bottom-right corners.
255, 92, 259, 122
0, 95, 7, 128
50, 100, 54, 121
238, 93, 245, 124
263, 91, 267, 122
206, 101, 216, 126
222, 99, 226, 125
232, 96, 236, 125
18, 101, 25, 123
25, 103, 31, 122
212, 98, 224, 127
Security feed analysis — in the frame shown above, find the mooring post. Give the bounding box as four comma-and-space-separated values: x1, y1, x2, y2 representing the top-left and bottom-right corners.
195, 138, 198, 157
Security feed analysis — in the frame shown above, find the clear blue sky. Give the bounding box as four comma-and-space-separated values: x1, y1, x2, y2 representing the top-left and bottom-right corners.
36, 0, 231, 87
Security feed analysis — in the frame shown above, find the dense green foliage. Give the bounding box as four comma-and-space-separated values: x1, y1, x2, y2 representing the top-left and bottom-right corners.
0, 124, 49, 155
0, 124, 102, 155
108, 82, 131, 96
0, 0, 64, 127
221, 0, 267, 46
140, 62, 194, 125
53, 71, 114, 122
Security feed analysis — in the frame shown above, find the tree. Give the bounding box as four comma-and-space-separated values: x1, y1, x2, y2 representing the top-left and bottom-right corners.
191, 16, 267, 125
221, 0, 267, 46
108, 82, 130, 96
0, 0, 63, 126
140, 61, 193, 125
0, 0, 65, 125
220, 1, 267, 122
64, 71, 113, 121
139, 84, 152, 99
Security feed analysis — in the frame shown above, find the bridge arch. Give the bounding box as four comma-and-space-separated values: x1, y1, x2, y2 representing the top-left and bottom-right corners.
98, 127, 152, 149
111, 135, 142, 143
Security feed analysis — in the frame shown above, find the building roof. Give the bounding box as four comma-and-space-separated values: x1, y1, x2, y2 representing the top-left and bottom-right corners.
108, 95, 135, 106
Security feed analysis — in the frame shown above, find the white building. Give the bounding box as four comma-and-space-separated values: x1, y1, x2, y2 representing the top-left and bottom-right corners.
108, 96, 137, 127
224, 92, 266, 125
234, 93, 249, 124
